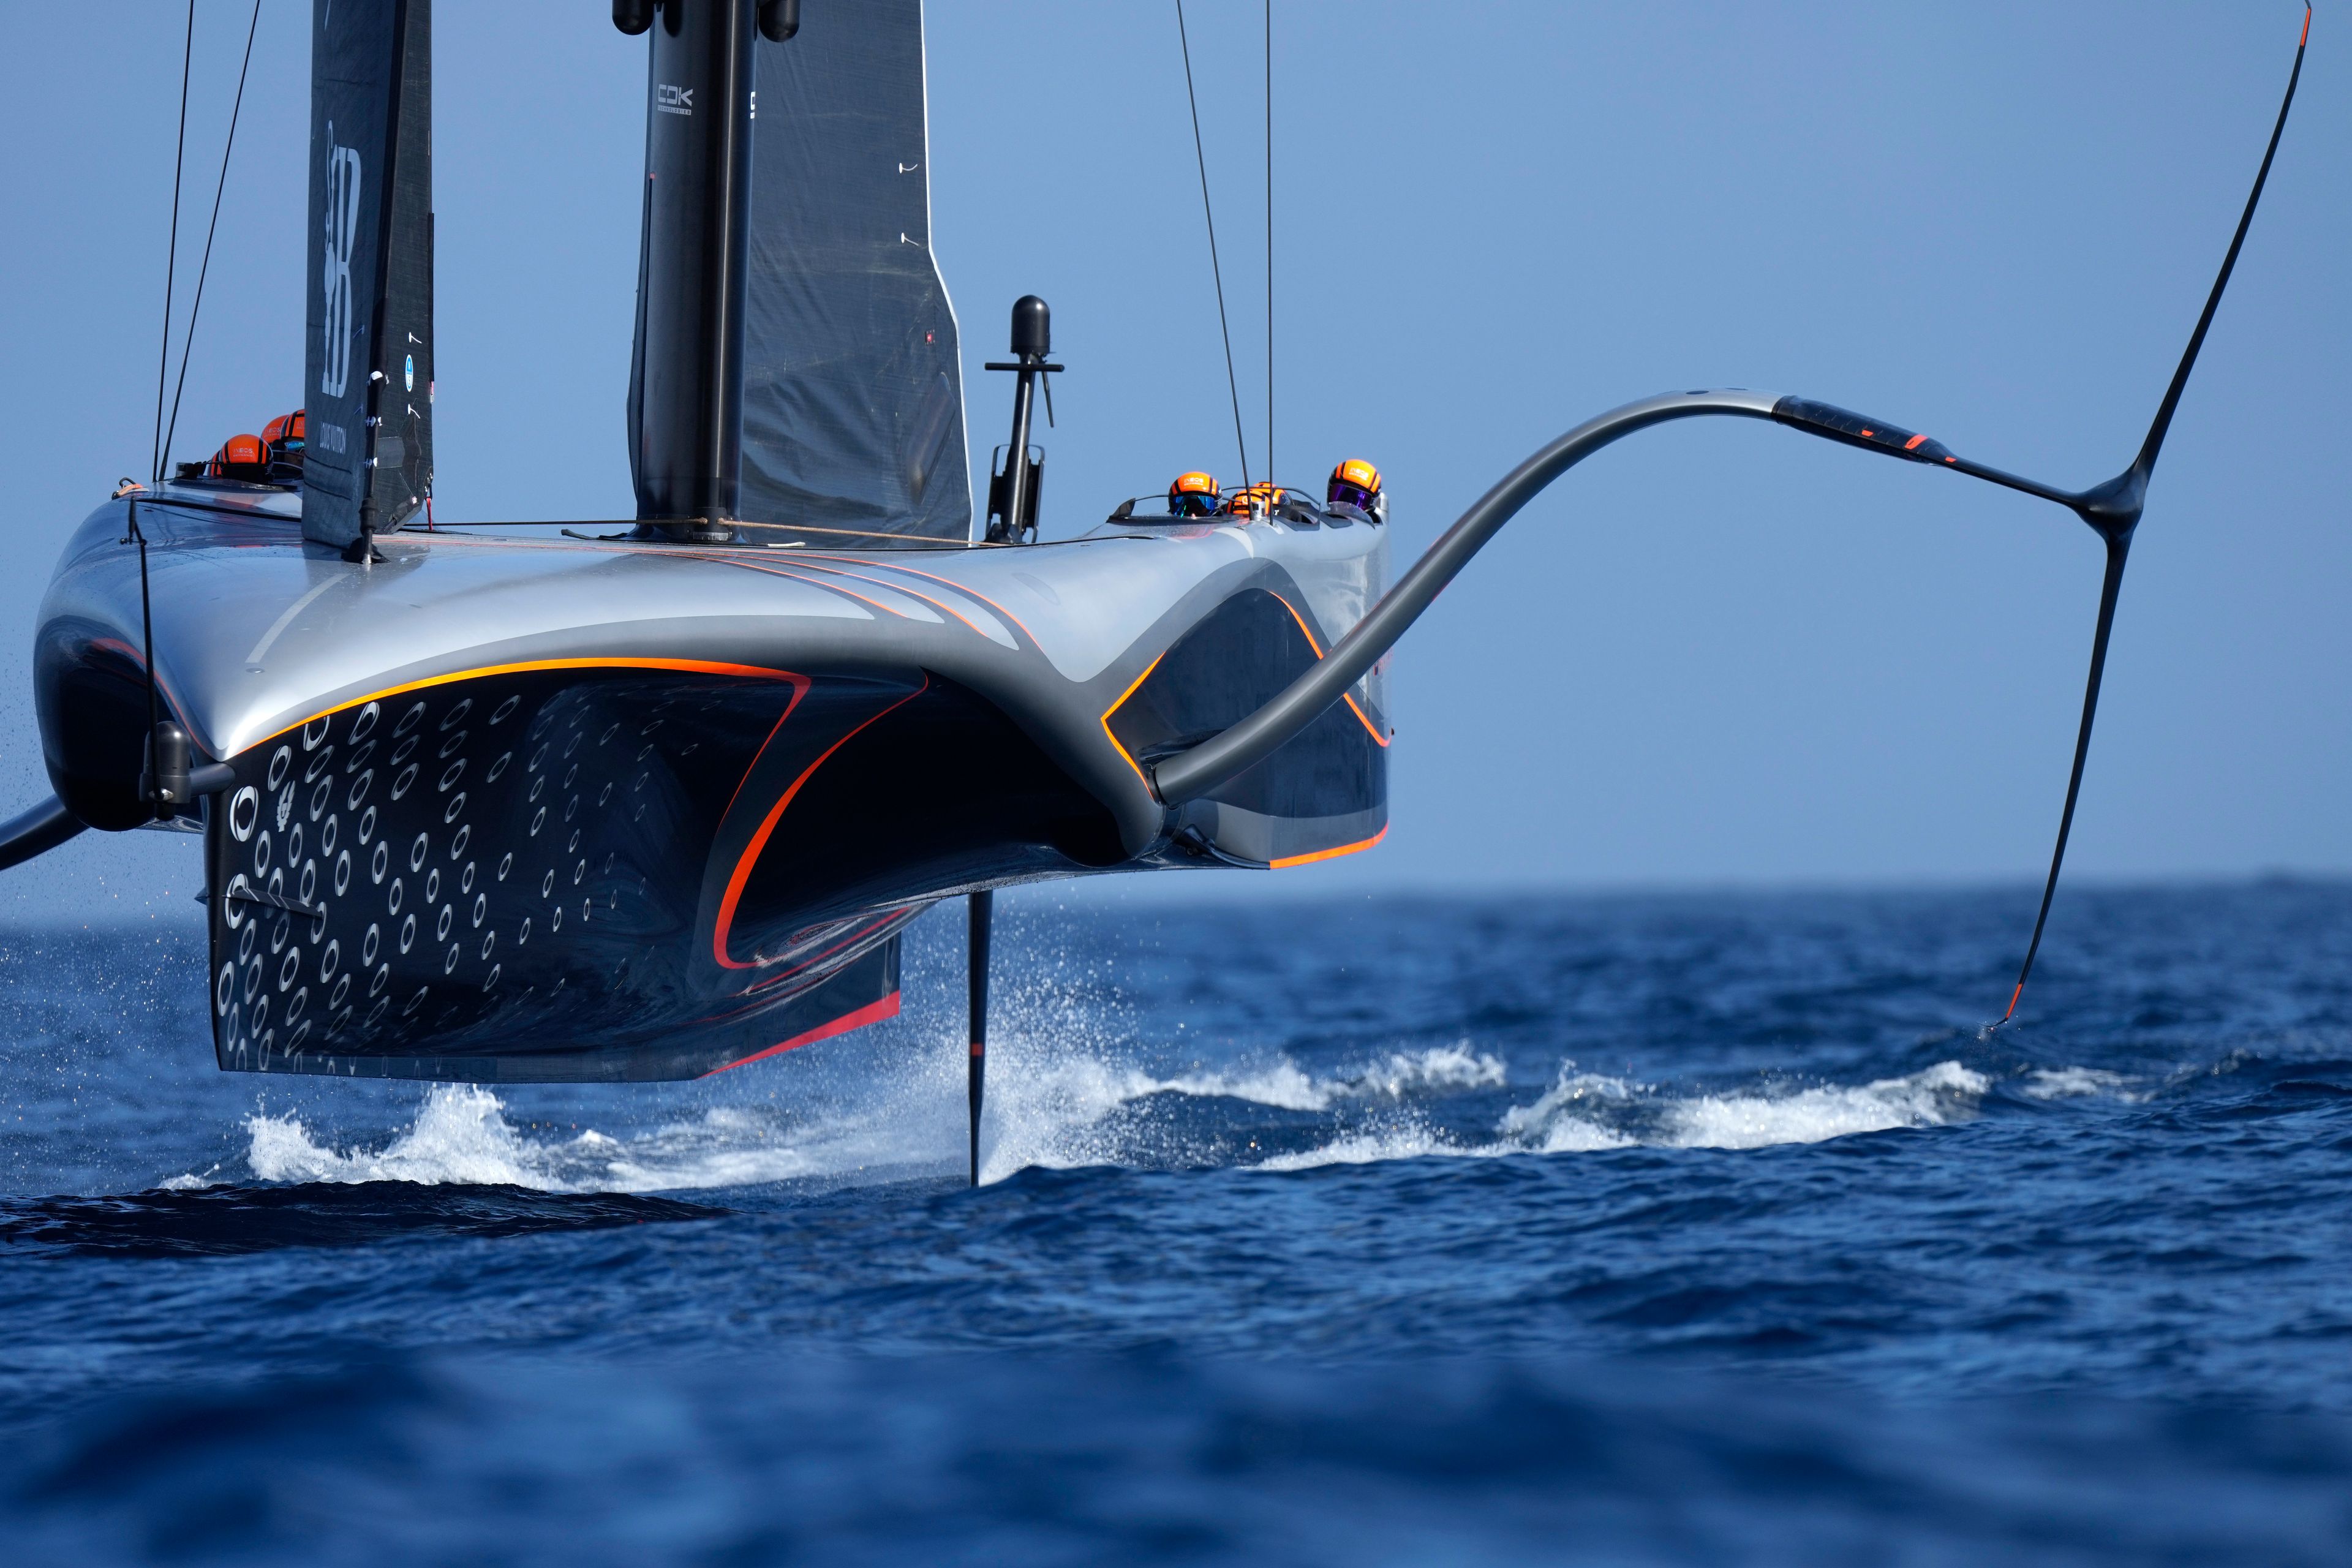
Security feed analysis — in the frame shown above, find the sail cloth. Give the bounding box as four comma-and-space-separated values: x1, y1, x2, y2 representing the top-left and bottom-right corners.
735, 0, 971, 544
303, 0, 434, 551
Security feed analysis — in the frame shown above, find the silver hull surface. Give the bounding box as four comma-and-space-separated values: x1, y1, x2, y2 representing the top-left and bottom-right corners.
36, 489, 1389, 1079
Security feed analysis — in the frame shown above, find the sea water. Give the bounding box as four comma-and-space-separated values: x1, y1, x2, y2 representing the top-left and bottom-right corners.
4, 881, 2351, 1563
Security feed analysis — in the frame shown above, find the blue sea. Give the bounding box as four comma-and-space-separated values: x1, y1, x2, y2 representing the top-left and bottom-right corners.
4, 879, 2351, 1564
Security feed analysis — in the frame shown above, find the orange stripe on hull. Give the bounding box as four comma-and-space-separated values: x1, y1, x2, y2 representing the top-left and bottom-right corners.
257, 658, 809, 748
1270, 824, 1388, 870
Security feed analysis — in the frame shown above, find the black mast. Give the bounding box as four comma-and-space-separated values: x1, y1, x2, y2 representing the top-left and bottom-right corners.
623, 0, 773, 542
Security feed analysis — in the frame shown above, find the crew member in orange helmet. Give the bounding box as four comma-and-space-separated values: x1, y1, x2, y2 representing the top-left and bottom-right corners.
1221, 481, 1280, 519
1167, 470, 1220, 518
205, 433, 270, 482
1325, 458, 1385, 524
262, 410, 306, 473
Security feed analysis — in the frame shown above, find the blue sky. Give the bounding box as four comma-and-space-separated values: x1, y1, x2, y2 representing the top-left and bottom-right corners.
0, 2, 2342, 916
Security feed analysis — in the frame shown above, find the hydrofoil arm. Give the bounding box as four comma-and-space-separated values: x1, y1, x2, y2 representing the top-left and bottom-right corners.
0, 797, 87, 872
1148, 386, 2096, 805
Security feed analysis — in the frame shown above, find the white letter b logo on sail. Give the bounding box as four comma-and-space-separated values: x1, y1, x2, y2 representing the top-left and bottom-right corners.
321, 138, 363, 399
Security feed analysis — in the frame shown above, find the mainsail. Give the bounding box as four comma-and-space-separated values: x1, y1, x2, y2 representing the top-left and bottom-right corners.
302, 0, 434, 552
633, 0, 969, 546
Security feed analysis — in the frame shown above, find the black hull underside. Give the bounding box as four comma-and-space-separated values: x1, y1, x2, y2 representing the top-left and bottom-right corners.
206, 662, 1124, 1081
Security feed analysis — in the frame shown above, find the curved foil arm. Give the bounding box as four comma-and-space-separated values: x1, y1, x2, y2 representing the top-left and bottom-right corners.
1150, 387, 2105, 805
0, 796, 86, 872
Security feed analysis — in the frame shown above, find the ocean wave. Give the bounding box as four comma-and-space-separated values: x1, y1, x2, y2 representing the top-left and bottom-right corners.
1242, 1062, 1994, 1170
1654, 1061, 1991, 1150
204, 1047, 1989, 1194
1258, 1060, 1990, 1172
1164, 1042, 1506, 1111
2019, 1066, 2145, 1102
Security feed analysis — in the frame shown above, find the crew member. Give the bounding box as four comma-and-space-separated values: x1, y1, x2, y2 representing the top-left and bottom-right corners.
1326, 458, 1385, 523
1222, 481, 1280, 519
262, 410, 305, 475
1168, 470, 1220, 517
205, 433, 270, 482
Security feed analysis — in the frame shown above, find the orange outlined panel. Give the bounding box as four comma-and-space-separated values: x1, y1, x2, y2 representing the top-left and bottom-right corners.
1098, 652, 1167, 788
1266, 592, 1392, 748
711, 676, 931, 970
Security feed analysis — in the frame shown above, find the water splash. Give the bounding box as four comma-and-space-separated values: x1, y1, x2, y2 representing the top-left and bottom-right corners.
236, 1087, 824, 1194
977, 1043, 1509, 1179
1655, 1061, 1991, 1150
202, 1045, 1997, 1195
1251, 1061, 1991, 1173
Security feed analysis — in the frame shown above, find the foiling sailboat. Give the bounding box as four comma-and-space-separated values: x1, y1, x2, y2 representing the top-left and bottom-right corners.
4, 2, 2311, 1183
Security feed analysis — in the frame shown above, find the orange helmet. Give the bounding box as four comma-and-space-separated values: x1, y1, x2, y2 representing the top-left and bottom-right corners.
206, 434, 266, 476
262, 410, 306, 472
1168, 470, 1219, 517
1222, 482, 1281, 518
1327, 459, 1381, 513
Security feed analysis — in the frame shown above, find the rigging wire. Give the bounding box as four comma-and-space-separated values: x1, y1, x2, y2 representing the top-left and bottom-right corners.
1175, 0, 1251, 490
1265, 0, 1272, 487
150, 0, 197, 486
129, 0, 203, 812
130, 505, 159, 767
160, 0, 265, 478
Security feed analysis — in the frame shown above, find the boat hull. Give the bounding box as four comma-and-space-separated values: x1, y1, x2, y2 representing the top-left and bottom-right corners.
36, 490, 1389, 1079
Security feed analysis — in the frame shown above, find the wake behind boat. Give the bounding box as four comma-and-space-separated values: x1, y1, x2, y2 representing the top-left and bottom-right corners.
6, 1, 2313, 1182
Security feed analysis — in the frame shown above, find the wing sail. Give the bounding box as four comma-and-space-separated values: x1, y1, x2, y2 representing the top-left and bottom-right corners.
302, 0, 434, 552
737, 0, 971, 545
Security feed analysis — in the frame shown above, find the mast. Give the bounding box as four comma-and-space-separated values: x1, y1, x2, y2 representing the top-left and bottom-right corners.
624, 0, 767, 541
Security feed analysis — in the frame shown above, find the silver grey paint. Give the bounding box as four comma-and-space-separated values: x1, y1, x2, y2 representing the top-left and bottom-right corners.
40, 487, 1390, 862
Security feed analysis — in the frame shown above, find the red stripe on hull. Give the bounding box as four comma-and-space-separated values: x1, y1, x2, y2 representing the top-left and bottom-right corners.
701, 991, 902, 1076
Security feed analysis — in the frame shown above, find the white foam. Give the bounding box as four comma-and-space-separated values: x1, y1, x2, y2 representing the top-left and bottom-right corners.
247, 1086, 559, 1187
1655, 1061, 1989, 1150
2021, 1066, 2142, 1102
214, 1041, 1988, 1194
1497, 1066, 1640, 1145
1167, 1044, 1506, 1112
1251, 1062, 1988, 1171
238, 1086, 832, 1194
1253, 1126, 1458, 1172
1251, 1110, 1636, 1174
978, 1043, 1510, 1179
